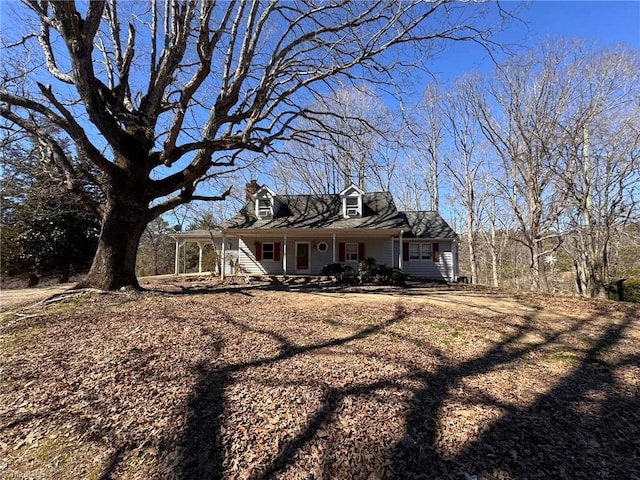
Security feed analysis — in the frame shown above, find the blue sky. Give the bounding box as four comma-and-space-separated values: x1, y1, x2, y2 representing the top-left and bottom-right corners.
429, 1, 640, 83
1, 0, 638, 220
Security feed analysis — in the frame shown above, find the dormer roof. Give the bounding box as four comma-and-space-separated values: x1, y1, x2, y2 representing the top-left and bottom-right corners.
253, 185, 277, 199
339, 184, 365, 197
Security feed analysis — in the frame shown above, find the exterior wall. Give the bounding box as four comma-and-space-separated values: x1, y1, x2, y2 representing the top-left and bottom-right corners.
358, 237, 393, 268
237, 236, 284, 275
236, 235, 456, 280
394, 239, 455, 281
221, 237, 240, 275
236, 236, 396, 275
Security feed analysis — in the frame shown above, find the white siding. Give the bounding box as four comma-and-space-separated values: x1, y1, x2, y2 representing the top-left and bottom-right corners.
236, 235, 396, 275
237, 237, 283, 275
236, 235, 456, 280
222, 237, 240, 275
394, 240, 455, 281
359, 238, 393, 268
308, 240, 333, 274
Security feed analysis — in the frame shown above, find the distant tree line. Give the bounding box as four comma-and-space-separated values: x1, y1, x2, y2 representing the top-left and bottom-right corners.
266, 40, 639, 298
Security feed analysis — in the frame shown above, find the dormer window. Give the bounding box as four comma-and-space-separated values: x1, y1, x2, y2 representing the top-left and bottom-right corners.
346, 196, 360, 216
257, 198, 272, 218
340, 184, 364, 218
253, 186, 279, 220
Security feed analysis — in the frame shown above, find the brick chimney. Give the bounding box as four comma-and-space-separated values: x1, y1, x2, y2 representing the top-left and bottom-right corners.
245, 179, 261, 200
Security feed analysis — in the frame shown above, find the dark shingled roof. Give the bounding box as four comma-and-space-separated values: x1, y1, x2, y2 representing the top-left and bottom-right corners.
223, 192, 457, 239
401, 211, 457, 239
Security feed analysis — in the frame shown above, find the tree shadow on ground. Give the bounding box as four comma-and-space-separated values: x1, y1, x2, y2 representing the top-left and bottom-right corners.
173, 303, 412, 479
385, 306, 640, 480
171, 293, 639, 480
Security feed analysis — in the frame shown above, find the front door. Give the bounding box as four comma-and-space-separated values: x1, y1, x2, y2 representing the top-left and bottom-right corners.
295, 242, 310, 272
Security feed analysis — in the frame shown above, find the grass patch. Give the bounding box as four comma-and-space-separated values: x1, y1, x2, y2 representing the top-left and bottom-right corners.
359, 315, 380, 325
0, 312, 20, 326
323, 318, 341, 328
0, 326, 41, 355
547, 351, 581, 365
427, 322, 446, 330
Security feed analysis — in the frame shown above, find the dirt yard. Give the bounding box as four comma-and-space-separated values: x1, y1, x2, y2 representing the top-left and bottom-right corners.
0, 284, 73, 312
1, 278, 638, 479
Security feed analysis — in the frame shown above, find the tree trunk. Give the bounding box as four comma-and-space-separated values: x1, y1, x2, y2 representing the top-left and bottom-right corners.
489, 224, 499, 288
76, 198, 148, 290
529, 245, 541, 292
467, 231, 478, 285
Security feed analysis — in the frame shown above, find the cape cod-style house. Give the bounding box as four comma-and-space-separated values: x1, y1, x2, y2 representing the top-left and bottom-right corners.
202, 180, 460, 281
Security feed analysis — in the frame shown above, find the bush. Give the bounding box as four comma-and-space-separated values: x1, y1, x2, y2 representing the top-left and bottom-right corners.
321, 263, 358, 284
322, 259, 409, 286
337, 265, 358, 285
321, 263, 344, 276
359, 258, 409, 286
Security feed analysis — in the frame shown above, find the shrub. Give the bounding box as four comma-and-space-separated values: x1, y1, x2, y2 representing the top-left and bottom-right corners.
337, 265, 358, 285
322, 259, 409, 286
359, 258, 409, 286
321, 263, 358, 284
321, 263, 344, 276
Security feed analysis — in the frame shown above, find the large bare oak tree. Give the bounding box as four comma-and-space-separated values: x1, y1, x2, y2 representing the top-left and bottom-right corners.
1, 0, 504, 289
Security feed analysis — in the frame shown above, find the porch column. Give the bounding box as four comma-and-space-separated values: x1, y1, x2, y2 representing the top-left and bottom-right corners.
399, 231, 404, 270
391, 234, 395, 269
197, 241, 205, 273
283, 234, 288, 274
174, 240, 180, 275
221, 234, 226, 280
332, 233, 336, 263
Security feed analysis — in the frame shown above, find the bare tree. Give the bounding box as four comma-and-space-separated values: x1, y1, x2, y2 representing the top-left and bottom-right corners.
441, 76, 483, 284
481, 185, 510, 288
270, 85, 399, 194
474, 43, 575, 291
137, 217, 174, 277
403, 82, 444, 211
558, 45, 640, 297
1, 0, 506, 289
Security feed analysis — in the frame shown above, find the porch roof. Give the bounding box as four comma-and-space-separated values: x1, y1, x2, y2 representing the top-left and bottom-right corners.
169, 229, 222, 243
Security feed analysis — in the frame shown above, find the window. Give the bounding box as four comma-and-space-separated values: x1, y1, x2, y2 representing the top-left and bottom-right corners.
345, 196, 360, 216
345, 243, 358, 261
257, 198, 272, 218
317, 241, 328, 252
262, 242, 274, 260
408, 243, 432, 261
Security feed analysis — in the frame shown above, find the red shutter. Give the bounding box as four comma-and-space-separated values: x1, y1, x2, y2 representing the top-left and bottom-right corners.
255, 242, 262, 261
274, 242, 281, 261
402, 242, 409, 261
339, 243, 345, 262
433, 242, 440, 262
358, 243, 365, 261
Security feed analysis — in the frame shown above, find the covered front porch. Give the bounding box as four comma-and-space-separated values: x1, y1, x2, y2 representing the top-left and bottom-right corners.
169, 229, 238, 276
225, 228, 405, 279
